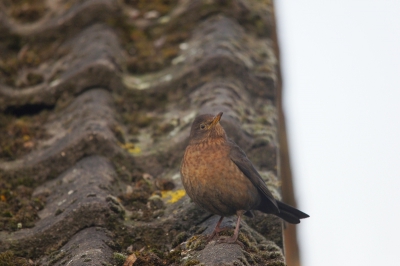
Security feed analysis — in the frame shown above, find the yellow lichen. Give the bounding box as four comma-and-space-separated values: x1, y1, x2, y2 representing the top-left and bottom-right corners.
161, 189, 186, 203
119, 142, 141, 154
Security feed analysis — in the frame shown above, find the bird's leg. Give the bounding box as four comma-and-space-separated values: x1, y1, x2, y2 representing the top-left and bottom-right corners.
207, 216, 230, 241
216, 211, 244, 248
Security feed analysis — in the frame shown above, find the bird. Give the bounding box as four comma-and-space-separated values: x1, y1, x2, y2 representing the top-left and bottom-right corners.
180, 112, 309, 246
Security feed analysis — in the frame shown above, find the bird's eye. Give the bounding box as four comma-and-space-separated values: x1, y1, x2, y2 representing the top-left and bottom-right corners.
200, 124, 206, 130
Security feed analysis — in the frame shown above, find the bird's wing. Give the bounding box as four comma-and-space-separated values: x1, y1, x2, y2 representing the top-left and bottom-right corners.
228, 139, 279, 211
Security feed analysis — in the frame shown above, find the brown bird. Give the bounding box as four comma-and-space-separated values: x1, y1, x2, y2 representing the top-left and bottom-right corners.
180, 112, 309, 246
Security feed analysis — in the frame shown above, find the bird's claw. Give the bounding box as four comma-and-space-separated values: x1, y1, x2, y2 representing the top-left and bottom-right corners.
216, 236, 244, 249
207, 226, 231, 242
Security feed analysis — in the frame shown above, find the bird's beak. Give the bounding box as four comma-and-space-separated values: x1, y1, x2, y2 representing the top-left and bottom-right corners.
210, 112, 223, 127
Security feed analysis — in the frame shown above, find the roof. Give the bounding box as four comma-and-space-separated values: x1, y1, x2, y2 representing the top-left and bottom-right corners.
0, 0, 291, 265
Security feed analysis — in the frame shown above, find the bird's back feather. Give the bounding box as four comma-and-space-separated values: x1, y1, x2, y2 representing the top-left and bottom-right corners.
227, 139, 280, 214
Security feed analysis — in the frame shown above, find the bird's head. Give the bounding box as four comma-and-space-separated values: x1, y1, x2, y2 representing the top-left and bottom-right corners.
188, 112, 227, 144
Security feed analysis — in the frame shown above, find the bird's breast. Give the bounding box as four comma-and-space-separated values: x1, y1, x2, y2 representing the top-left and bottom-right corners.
181, 142, 229, 185
180, 142, 260, 216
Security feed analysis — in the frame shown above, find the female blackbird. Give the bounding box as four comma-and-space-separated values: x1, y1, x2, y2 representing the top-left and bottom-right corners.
180, 112, 309, 246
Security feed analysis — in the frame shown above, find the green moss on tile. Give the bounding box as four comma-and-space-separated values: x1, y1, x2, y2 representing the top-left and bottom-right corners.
186, 235, 208, 251
0, 250, 29, 266
7, 0, 47, 23
113, 252, 127, 266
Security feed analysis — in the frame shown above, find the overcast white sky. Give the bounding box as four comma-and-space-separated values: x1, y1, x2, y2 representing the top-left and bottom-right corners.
275, 1, 400, 265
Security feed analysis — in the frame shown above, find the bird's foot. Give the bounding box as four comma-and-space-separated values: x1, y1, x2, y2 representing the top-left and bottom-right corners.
216, 236, 244, 248
207, 226, 231, 242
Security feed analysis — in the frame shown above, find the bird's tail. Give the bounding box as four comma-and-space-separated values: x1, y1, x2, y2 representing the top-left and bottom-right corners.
276, 200, 309, 224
